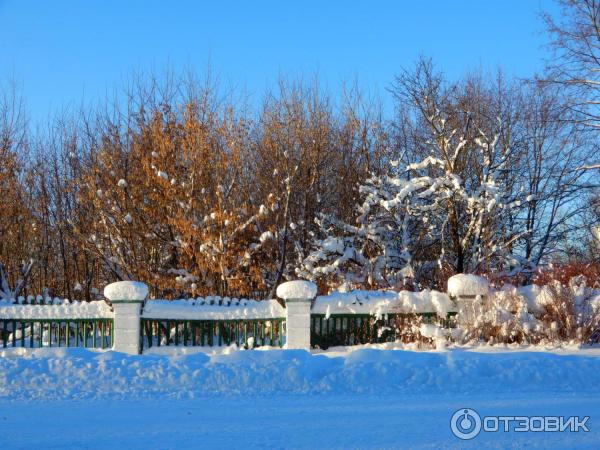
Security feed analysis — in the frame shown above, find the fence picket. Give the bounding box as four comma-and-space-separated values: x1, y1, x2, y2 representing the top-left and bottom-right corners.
139, 318, 285, 351
309, 312, 458, 349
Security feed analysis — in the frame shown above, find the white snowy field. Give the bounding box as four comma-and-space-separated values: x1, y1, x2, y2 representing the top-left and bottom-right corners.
1, 346, 600, 449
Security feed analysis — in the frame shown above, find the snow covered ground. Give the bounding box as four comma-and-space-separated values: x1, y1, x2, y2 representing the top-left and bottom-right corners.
1, 346, 599, 449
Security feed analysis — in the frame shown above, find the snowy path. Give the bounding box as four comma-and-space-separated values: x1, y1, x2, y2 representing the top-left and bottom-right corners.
1, 394, 598, 449
1, 347, 600, 448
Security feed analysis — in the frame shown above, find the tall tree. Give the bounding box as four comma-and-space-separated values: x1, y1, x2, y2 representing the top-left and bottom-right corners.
542, 0, 600, 136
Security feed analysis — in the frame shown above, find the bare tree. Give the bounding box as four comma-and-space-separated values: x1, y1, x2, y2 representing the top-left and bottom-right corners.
515, 83, 598, 267
0, 81, 36, 300
542, 0, 600, 135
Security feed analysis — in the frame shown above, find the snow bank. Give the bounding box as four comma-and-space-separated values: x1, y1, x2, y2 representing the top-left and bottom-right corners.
142, 298, 285, 320
312, 289, 455, 317
276, 280, 317, 300
1, 347, 600, 400
0, 300, 113, 319
447, 274, 489, 297
104, 281, 148, 302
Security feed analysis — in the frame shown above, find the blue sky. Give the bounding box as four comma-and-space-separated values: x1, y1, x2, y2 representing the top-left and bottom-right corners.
0, 0, 558, 124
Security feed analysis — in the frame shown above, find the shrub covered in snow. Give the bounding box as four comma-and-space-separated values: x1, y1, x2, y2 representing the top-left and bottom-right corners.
454, 277, 600, 345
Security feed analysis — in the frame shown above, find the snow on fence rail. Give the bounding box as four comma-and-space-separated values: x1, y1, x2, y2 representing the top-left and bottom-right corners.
142, 298, 285, 320
0, 299, 114, 349
140, 297, 286, 350
311, 289, 456, 316
0, 299, 113, 320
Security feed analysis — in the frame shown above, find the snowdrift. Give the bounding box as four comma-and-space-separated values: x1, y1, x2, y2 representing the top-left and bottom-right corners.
1, 347, 600, 400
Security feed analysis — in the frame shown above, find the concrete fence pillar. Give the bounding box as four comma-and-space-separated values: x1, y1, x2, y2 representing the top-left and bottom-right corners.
103, 281, 149, 355
447, 274, 489, 326
276, 280, 317, 350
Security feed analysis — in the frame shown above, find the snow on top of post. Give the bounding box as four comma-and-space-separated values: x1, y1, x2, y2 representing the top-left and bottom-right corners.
276, 280, 317, 300
103, 281, 148, 302
447, 274, 489, 297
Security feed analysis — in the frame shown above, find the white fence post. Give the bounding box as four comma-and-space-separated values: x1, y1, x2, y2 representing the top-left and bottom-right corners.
276, 280, 317, 350
447, 274, 489, 326
103, 281, 148, 355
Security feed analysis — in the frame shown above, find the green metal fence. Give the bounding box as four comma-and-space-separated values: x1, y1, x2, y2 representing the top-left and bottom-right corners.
310, 312, 457, 349
140, 318, 285, 351
0, 319, 114, 349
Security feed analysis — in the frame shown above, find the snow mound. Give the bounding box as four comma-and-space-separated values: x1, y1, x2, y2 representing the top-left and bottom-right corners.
276, 280, 317, 300
447, 274, 489, 297
1, 348, 600, 400
142, 298, 285, 320
104, 281, 149, 302
0, 300, 113, 319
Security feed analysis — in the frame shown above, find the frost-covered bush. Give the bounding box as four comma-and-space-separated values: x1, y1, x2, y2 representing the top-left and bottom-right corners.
454, 277, 600, 346
455, 287, 540, 345
535, 277, 600, 343
299, 114, 524, 291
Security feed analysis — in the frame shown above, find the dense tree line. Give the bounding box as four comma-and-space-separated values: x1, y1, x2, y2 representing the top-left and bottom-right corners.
0, 1, 599, 300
